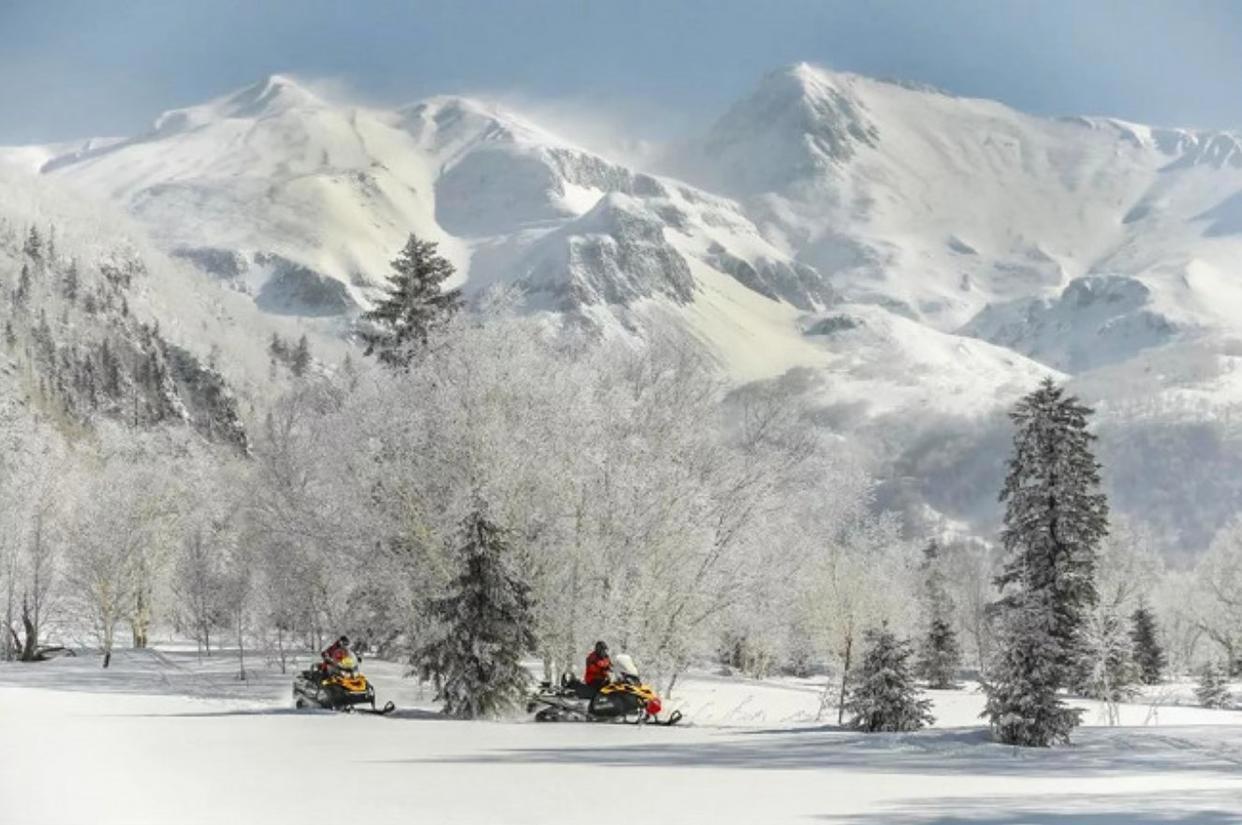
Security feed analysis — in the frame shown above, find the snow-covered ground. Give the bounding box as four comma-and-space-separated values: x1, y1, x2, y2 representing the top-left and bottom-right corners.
3, 648, 1242, 824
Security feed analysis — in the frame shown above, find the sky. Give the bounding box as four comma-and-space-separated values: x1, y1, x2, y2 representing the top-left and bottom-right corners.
2, 0, 1242, 145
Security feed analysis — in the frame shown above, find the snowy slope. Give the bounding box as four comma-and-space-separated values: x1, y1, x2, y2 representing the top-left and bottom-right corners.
27, 76, 461, 315
670, 64, 1242, 340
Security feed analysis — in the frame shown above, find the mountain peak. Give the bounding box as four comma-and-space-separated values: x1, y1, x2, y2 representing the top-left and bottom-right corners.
149, 73, 322, 135
219, 73, 322, 117
688, 62, 878, 194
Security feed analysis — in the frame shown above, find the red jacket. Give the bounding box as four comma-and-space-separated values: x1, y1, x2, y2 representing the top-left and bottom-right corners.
322, 641, 350, 664
584, 651, 612, 687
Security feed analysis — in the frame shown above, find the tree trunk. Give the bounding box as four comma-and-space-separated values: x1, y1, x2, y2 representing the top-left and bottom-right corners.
3, 558, 16, 662
236, 614, 246, 681
131, 586, 150, 649
276, 626, 287, 675
836, 634, 853, 727
19, 594, 37, 662
102, 618, 116, 669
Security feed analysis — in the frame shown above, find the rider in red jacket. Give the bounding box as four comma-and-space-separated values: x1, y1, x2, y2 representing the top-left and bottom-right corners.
584, 641, 612, 688
320, 635, 351, 675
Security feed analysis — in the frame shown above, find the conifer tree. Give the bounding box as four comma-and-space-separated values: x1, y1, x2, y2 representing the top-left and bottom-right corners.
985, 378, 1108, 746
1195, 661, 1233, 709
412, 510, 537, 719
23, 226, 42, 261
290, 334, 312, 377
15, 263, 31, 305
984, 590, 1082, 746
360, 234, 463, 369
916, 540, 962, 689
1130, 605, 1166, 685
63, 260, 79, 303
845, 625, 934, 732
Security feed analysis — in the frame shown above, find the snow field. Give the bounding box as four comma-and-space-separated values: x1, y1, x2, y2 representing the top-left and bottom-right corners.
3, 649, 1242, 825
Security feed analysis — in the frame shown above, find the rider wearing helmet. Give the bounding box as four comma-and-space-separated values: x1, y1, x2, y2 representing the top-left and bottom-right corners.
584, 640, 612, 689
320, 635, 352, 675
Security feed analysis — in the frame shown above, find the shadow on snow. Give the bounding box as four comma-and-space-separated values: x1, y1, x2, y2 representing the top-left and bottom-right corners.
382, 725, 1242, 778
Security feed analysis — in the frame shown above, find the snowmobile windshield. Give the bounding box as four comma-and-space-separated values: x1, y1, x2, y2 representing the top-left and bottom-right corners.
612, 653, 640, 678
336, 654, 358, 671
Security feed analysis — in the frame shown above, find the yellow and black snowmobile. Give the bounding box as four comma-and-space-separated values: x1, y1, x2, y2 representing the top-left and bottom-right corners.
528, 653, 682, 725
293, 651, 394, 715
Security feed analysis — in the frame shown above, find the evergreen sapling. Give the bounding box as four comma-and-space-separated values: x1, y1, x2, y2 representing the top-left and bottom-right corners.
1129, 605, 1166, 685
845, 625, 934, 732
917, 540, 962, 689
412, 510, 537, 719
1195, 661, 1233, 709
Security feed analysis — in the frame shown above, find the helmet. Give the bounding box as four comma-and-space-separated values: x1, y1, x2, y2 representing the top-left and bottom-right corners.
593, 640, 608, 656
339, 635, 350, 647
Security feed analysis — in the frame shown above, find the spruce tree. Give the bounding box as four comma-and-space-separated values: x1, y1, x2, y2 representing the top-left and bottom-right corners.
63, 260, 79, 303
916, 540, 962, 689
845, 625, 934, 732
1195, 661, 1233, 709
23, 226, 42, 261
15, 263, 31, 305
984, 590, 1083, 746
986, 378, 1108, 746
360, 234, 462, 368
1130, 605, 1166, 685
412, 510, 537, 719
290, 334, 311, 377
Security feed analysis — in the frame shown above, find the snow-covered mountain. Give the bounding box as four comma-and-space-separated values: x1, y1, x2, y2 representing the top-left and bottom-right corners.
670, 64, 1242, 337
6, 64, 1242, 554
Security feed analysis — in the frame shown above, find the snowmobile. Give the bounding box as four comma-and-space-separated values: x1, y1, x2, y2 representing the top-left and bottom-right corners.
293, 651, 395, 715
527, 653, 682, 726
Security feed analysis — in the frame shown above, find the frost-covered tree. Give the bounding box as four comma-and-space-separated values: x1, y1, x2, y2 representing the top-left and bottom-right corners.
1195, 661, 1233, 709
412, 510, 537, 718
1192, 519, 1242, 677
798, 516, 911, 724
941, 538, 1000, 672
173, 528, 228, 658
986, 379, 1108, 745
995, 378, 1108, 675
1081, 608, 1138, 721
64, 445, 184, 667
984, 590, 1083, 746
1130, 605, 1166, 685
360, 234, 463, 368
917, 540, 961, 689
845, 625, 934, 732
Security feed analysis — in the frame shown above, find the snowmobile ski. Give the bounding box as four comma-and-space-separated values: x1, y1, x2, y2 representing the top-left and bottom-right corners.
354, 701, 397, 716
